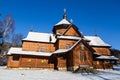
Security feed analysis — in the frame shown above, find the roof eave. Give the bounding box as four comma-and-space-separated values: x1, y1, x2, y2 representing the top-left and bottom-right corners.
90, 45, 111, 48
22, 39, 56, 44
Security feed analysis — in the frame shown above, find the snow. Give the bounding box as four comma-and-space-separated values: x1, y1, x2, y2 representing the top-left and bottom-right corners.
58, 35, 82, 40
7, 47, 52, 56
23, 32, 56, 43
53, 49, 69, 54
93, 52, 101, 55
1, 65, 120, 80
84, 36, 111, 47
8, 39, 81, 56
96, 55, 118, 60
22, 32, 110, 47
55, 18, 71, 26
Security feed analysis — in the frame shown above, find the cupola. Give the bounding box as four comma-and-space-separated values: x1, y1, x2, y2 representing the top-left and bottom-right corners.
53, 9, 72, 34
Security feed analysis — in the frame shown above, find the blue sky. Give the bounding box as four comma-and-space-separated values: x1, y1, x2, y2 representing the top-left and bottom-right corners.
0, 0, 120, 50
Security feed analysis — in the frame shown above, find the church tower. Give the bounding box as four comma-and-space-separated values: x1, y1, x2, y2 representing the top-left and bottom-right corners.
52, 9, 82, 37
52, 9, 72, 35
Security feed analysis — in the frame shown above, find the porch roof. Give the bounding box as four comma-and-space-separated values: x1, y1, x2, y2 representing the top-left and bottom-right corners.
7, 47, 52, 56
96, 55, 118, 60
93, 52, 101, 55
53, 49, 69, 54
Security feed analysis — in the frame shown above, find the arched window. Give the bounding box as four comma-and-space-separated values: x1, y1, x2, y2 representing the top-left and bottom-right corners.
80, 44, 85, 50
80, 52, 87, 61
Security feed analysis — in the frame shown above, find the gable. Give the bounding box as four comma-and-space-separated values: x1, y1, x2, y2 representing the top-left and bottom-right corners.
72, 41, 93, 66
64, 25, 82, 37
73, 40, 95, 53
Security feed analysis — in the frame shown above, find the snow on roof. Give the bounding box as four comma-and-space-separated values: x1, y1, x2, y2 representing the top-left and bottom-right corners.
53, 49, 69, 54
7, 47, 52, 56
96, 55, 118, 60
57, 35, 82, 40
55, 19, 71, 26
22, 32, 56, 43
93, 52, 101, 55
84, 36, 111, 47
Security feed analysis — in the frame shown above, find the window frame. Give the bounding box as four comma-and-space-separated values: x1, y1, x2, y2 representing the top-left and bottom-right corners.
66, 44, 71, 49
40, 47, 45, 52
80, 44, 85, 50
80, 52, 87, 61
12, 55, 20, 61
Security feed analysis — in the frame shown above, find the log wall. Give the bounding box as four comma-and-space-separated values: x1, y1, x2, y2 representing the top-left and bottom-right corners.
22, 41, 55, 52
56, 28, 67, 34
64, 26, 80, 36
7, 55, 54, 69
92, 47, 113, 69
92, 47, 111, 55
73, 42, 93, 66
67, 42, 93, 70
93, 61, 113, 69
7, 55, 19, 68
58, 39, 76, 49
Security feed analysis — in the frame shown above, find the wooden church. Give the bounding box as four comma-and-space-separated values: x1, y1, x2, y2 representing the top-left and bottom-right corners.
7, 10, 118, 71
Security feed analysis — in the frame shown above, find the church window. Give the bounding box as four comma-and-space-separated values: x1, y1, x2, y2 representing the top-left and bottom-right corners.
80, 52, 87, 61
80, 44, 85, 50
66, 44, 70, 49
12, 55, 20, 61
40, 47, 45, 52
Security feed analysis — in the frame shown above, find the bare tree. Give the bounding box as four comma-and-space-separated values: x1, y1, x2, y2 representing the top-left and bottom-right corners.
12, 33, 23, 47
0, 14, 14, 40
3, 14, 14, 39
0, 14, 14, 49
0, 14, 14, 65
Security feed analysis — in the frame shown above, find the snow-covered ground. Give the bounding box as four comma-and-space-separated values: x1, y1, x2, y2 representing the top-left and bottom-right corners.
0, 65, 120, 80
